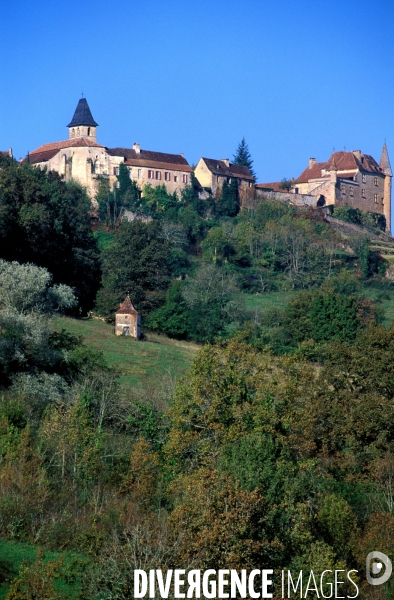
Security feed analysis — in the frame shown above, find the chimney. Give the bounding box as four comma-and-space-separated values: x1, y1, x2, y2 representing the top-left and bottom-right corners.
180, 153, 184, 158
8, 148, 12, 158
222, 159, 230, 167
352, 150, 361, 161
133, 142, 140, 154
309, 158, 316, 168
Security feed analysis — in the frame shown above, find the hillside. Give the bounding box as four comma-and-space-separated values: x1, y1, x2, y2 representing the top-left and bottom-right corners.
53, 316, 199, 389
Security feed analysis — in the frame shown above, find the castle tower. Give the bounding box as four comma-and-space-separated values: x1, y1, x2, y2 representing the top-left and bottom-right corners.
380, 143, 392, 233
67, 98, 98, 142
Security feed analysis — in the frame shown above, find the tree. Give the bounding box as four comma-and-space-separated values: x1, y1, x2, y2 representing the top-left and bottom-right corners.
117, 163, 140, 210
215, 179, 240, 217
95, 220, 172, 319
233, 137, 256, 179
0, 157, 101, 313
0, 260, 76, 387
279, 178, 293, 192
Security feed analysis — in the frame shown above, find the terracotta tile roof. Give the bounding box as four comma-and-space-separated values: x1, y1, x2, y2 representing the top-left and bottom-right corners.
108, 148, 191, 170
201, 158, 254, 181
295, 151, 384, 184
26, 149, 61, 164
116, 296, 138, 315
124, 158, 192, 172
23, 138, 105, 163
295, 161, 327, 183
255, 181, 284, 192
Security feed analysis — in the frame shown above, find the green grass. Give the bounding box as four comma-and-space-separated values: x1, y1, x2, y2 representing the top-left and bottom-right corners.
241, 290, 297, 313
93, 229, 115, 251
54, 317, 199, 389
0, 541, 86, 599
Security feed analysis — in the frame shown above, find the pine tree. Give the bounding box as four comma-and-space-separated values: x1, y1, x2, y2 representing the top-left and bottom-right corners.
233, 137, 256, 179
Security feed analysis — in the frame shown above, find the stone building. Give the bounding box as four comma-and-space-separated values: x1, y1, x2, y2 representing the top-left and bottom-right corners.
115, 296, 141, 339
194, 157, 255, 206
24, 98, 192, 199
293, 147, 392, 231
106, 144, 193, 195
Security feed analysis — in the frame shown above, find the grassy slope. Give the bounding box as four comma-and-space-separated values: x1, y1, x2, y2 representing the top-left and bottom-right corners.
54, 317, 199, 389
0, 541, 85, 599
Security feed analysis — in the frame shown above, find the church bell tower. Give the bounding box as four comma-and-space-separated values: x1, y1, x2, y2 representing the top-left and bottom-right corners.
67, 97, 98, 141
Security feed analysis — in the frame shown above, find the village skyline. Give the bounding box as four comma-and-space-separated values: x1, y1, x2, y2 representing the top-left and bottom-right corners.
1, 0, 394, 185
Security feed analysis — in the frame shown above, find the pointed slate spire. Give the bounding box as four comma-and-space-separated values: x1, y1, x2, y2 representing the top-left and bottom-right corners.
67, 98, 98, 127
380, 143, 392, 177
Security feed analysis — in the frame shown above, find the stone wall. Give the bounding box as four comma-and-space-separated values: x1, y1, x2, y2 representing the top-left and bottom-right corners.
253, 189, 317, 208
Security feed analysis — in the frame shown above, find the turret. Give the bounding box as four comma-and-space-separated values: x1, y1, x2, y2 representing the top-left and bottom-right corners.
380, 143, 392, 233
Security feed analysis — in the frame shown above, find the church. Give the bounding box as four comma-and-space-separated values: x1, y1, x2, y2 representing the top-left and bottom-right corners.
24, 98, 193, 199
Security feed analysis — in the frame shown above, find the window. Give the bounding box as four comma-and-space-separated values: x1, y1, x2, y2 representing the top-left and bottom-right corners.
138, 169, 142, 180
156, 171, 161, 180
113, 167, 119, 176
362, 188, 366, 198
87, 127, 91, 136
374, 193, 378, 203
349, 187, 354, 197
227, 177, 231, 184
165, 172, 170, 181
148, 170, 154, 179
374, 177, 379, 186
174, 175, 178, 182
129, 168, 132, 178
362, 174, 366, 183
341, 184, 346, 194
182, 174, 188, 184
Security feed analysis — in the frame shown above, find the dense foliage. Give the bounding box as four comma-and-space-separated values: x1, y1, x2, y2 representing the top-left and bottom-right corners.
0, 155, 101, 313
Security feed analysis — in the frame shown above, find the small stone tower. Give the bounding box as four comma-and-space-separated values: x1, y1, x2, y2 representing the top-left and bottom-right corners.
380, 143, 392, 233
115, 296, 141, 339
67, 98, 99, 142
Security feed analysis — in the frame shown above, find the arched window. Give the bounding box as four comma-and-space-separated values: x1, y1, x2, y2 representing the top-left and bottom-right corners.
87, 127, 91, 136
71, 128, 75, 138
76, 127, 80, 137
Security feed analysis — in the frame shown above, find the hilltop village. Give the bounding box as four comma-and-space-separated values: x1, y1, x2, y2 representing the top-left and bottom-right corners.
2, 97, 394, 597
9, 97, 392, 232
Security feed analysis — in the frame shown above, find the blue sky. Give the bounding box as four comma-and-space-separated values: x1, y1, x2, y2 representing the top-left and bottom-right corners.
1, 0, 394, 183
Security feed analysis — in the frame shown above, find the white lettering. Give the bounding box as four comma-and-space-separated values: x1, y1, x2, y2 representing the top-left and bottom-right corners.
249, 570, 261, 599
262, 570, 273, 598
288, 571, 303, 597
335, 570, 345, 599
202, 570, 216, 599
320, 570, 333, 598
231, 570, 247, 598
347, 570, 359, 599
304, 571, 319, 598
174, 570, 185, 598
187, 571, 201, 598
134, 570, 147, 598
157, 570, 173, 598
218, 570, 229, 598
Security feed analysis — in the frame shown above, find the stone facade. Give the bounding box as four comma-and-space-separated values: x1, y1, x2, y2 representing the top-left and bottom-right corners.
24, 98, 193, 200
107, 143, 193, 195
293, 148, 392, 231
194, 157, 255, 206
115, 296, 141, 339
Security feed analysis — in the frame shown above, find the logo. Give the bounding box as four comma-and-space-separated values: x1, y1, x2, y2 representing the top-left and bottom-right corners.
366, 551, 392, 586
